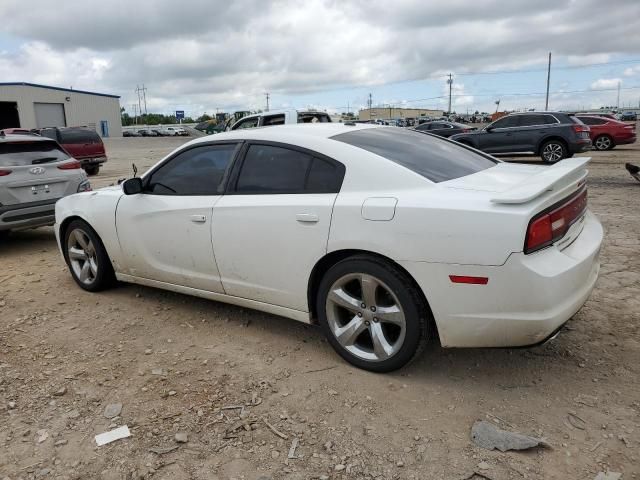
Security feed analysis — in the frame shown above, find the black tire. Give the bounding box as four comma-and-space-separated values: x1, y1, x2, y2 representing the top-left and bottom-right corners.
540, 140, 567, 163
0, 230, 10, 241
84, 165, 100, 176
63, 219, 115, 292
593, 134, 614, 151
316, 255, 431, 372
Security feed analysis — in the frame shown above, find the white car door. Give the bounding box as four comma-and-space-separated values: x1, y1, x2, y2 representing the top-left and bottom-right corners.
115, 143, 239, 292
212, 142, 345, 311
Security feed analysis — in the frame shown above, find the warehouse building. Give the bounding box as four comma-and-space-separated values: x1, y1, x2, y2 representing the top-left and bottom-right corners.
359, 107, 444, 121
0, 82, 122, 137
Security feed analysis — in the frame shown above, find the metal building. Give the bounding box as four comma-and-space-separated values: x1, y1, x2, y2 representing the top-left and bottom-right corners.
358, 107, 444, 121
0, 82, 122, 137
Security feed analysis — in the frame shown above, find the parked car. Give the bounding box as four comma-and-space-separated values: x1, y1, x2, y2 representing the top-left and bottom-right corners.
137, 129, 155, 137
230, 109, 331, 130
413, 121, 476, 138
159, 126, 188, 136
620, 111, 638, 121
54, 124, 602, 372
123, 130, 140, 137
39, 127, 107, 175
580, 112, 617, 120
150, 129, 164, 137
451, 112, 592, 163
0, 128, 34, 135
0, 133, 90, 238
576, 115, 636, 150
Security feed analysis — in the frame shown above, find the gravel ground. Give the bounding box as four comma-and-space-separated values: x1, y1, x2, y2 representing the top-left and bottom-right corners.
1, 133, 639, 480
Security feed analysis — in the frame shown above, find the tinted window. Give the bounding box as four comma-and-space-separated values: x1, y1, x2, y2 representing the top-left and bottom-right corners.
234, 117, 259, 130
415, 123, 431, 131
236, 145, 311, 193
541, 114, 558, 125
519, 115, 548, 127
306, 157, 344, 193
491, 116, 520, 128
147, 144, 236, 195
59, 129, 101, 144
578, 116, 606, 126
0, 141, 69, 166
262, 114, 285, 126
332, 128, 497, 183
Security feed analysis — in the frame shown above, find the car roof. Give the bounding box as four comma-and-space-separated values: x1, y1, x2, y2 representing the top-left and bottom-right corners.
0, 133, 57, 144
189, 123, 378, 146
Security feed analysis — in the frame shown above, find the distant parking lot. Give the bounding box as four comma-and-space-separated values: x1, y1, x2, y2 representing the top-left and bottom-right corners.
1, 133, 639, 479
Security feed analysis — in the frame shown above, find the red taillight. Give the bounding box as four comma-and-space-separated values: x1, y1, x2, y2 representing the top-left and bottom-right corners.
58, 160, 82, 170
0, 169, 12, 176
525, 187, 588, 253
449, 275, 489, 285
572, 124, 590, 133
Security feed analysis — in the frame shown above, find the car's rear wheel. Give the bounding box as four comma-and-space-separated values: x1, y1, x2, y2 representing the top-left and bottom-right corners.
594, 135, 614, 151
540, 140, 567, 163
317, 256, 430, 372
63, 220, 115, 292
84, 165, 100, 176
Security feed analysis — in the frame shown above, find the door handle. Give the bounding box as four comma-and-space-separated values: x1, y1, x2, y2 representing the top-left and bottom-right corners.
189, 214, 207, 223
296, 213, 319, 223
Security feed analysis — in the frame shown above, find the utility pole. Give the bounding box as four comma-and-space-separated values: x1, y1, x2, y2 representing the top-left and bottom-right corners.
135, 85, 143, 120
131, 104, 138, 125
616, 81, 621, 110
140, 84, 148, 114
446, 73, 453, 115
545, 52, 551, 110
265, 92, 270, 112
368, 93, 372, 111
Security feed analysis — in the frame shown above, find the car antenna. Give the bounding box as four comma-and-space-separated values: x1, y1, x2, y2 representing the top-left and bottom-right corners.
132, 163, 138, 178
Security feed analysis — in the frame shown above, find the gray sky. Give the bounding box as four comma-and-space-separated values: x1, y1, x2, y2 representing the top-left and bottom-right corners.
1, 0, 639, 116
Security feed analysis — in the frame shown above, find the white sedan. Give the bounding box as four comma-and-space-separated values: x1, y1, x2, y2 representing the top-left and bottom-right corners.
54, 124, 603, 372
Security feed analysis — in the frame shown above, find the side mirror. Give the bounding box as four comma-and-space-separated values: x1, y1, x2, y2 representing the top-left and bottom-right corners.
123, 177, 143, 195
485, 126, 494, 132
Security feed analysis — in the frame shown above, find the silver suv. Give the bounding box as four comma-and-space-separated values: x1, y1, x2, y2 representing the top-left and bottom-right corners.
0, 133, 90, 236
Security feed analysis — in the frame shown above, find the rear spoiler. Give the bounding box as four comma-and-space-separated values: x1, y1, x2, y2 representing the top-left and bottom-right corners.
491, 158, 591, 204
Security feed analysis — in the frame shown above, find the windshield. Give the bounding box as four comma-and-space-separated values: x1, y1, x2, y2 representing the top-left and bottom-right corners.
0, 141, 70, 166
332, 127, 497, 183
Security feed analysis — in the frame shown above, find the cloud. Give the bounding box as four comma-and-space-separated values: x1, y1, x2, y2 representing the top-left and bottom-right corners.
590, 78, 622, 90
0, 0, 639, 114
623, 66, 640, 76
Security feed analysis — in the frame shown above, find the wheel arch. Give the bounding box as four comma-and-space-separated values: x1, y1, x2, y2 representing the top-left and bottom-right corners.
536, 135, 568, 154
59, 215, 115, 267
307, 249, 439, 341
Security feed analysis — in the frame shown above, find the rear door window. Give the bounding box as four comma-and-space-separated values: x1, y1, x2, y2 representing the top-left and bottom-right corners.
261, 114, 286, 126
233, 117, 259, 130
332, 127, 497, 183
0, 141, 70, 166
234, 144, 345, 194
298, 112, 331, 123
519, 115, 547, 127
491, 116, 520, 129
59, 129, 102, 144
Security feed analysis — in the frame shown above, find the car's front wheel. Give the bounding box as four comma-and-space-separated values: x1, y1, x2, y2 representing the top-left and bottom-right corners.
540, 140, 567, 163
594, 135, 614, 151
317, 256, 431, 372
63, 220, 115, 292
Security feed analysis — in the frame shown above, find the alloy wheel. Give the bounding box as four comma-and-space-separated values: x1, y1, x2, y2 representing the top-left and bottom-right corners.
67, 228, 99, 286
594, 136, 611, 150
325, 273, 406, 362
542, 143, 564, 162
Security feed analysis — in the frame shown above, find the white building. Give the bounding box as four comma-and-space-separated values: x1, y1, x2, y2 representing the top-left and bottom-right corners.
0, 82, 122, 137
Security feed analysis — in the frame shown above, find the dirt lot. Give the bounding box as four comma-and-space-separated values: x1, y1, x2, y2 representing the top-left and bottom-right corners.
1, 134, 639, 480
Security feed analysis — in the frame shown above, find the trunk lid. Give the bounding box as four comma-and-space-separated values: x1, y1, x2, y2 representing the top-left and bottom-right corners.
0, 139, 82, 206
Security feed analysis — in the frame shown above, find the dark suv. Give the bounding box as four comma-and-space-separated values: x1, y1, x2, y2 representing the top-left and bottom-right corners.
450, 112, 591, 163
39, 127, 107, 175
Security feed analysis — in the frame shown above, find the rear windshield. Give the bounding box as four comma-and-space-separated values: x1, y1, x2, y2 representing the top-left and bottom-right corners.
332, 127, 497, 183
0, 141, 70, 166
59, 129, 102, 144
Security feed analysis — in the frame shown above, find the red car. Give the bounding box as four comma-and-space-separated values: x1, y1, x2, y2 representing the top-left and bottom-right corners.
576, 115, 636, 151
39, 127, 107, 175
